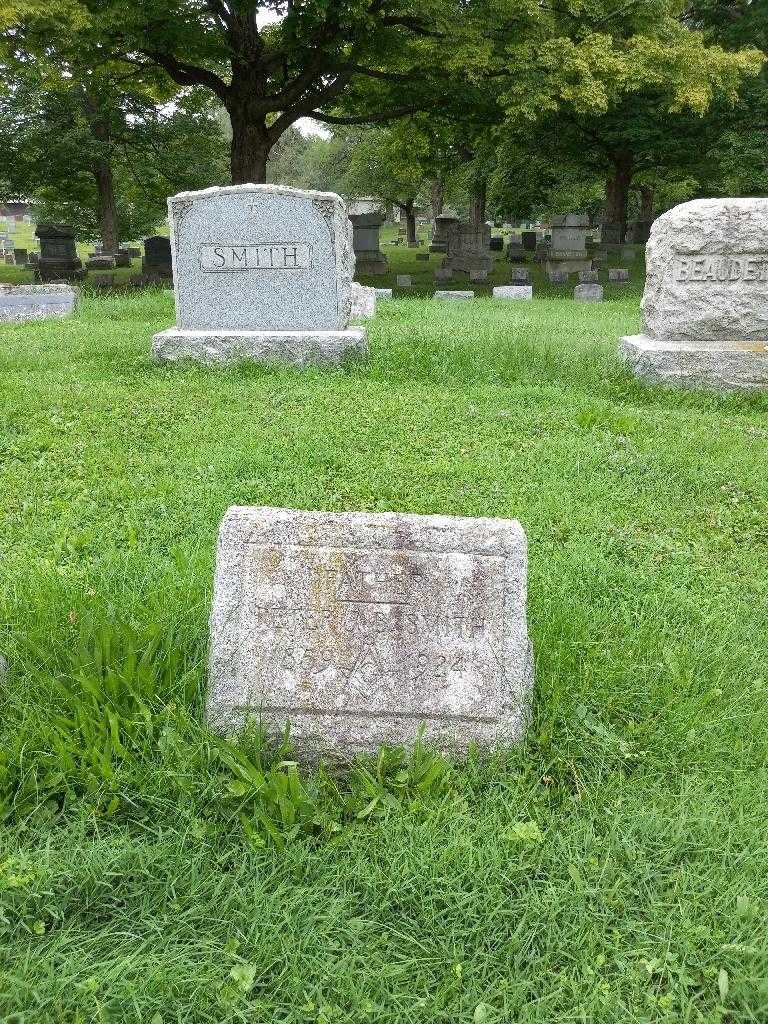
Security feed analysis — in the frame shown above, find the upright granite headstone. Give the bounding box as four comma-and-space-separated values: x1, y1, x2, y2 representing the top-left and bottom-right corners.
574, 283, 603, 302
207, 506, 533, 757
142, 235, 173, 279
620, 198, 768, 390
350, 282, 377, 320
349, 212, 388, 275
430, 213, 458, 253
35, 224, 84, 282
521, 231, 537, 252
152, 184, 366, 365
493, 285, 532, 301
546, 214, 591, 275
13, 248, 27, 265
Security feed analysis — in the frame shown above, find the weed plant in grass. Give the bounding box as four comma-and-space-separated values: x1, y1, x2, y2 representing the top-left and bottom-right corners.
0, 287, 767, 1022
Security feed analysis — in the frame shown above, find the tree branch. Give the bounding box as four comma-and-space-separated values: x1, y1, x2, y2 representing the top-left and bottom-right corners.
309, 104, 434, 124
140, 50, 229, 101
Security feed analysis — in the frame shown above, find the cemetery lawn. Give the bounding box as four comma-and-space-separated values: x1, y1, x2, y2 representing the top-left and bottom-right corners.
2, 284, 768, 1023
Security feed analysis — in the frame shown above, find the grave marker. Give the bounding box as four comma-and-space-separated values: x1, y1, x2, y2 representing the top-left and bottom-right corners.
207, 506, 533, 758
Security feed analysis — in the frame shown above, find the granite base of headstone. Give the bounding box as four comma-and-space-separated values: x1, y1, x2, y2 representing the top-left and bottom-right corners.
152, 185, 366, 367
434, 290, 474, 300
620, 198, 768, 391
574, 283, 603, 302
0, 284, 77, 322
493, 285, 532, 300
206, 506, 533, 759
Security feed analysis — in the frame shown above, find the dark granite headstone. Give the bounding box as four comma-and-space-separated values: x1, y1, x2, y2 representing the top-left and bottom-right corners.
489, 236, 504, 251
142, 235, 172, 279
34, 224, 84, 282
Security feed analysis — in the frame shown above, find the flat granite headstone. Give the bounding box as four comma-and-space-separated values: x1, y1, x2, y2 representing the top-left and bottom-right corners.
434, 290, 474, 300
207, 506, 533, 758
547, 270, 569, 284
620, 198, 768, 390
493, 285, 532, 300
0, 284, 77, 322
510, 268, 531, 284
574, 283, 603, 302
396, 274, 413, 287
578, 270, 599, 283
152, 184, 365, 365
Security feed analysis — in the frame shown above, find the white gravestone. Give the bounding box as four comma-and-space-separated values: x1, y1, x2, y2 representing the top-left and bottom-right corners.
151, 184, 366, 366
620, 199, 768, 390
434, 290, 474, 300
0, 284, 76, 322
493, 286, 533, 300
350, 282, 377, 320
207, 507, 533, 759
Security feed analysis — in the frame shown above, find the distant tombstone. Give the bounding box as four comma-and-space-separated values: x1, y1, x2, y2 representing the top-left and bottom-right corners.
434, 267, 453, 281
349, 212, 388, 275
27, 252, 38, 266
13, 248, 27, 265
469, 269, 487, 283
0, 284, 77, 322
434, 290, 474, 300
374, 288, 393, 299
631, 220, 652, 244
396, 274, 413, 287
574, 283, 603, 302
608, 269, 630, 283
350, 282, 377, 320
493, 285, 533, 300
430, 212, 459, 253
546, 214, 591, 275
548, 269, 569, 284
87, 255, 117, 271
443, 222, 493, 276
126, 247, 142, 259
415, 253, 429, 262
510, 268, 530, 284
142, 235, 173, 279
578, 270, 599, 284
151, 184, 366, 366
91, 273, 115, 289
35, 224, 84, 282
601, 222, 623, 246
621, 246, 636, 262
489, 236, 504, 252
521, 231, 537, 251
207, 506, 533, 757
620, 198, 768, 390
4, 254, 14, 265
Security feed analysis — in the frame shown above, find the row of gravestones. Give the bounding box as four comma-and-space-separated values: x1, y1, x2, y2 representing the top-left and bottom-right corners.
15, 224, 174, 283
2, 185, 767, 758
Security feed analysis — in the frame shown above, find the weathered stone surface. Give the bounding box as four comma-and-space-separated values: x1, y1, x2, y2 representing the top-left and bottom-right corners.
547, 270, 569, 284
207, 506, 533, 757
375, 288, 393, 299
396, 274, 413, 287
143, 235, 173, 278
574, 283, 603, 302
434, 268, 453, 281
521, 231, 537, 251
489, 236, 504, 252
13, 248, 27, 264
350, 282, 377, 320
87, 255, 117, 270
349, 211, 388, 275
620, 335, 768, 391
621, 246, 636, 262
152, 328, 367, 366
434, 290, 474, 300
619, 199, 768, 390
469, 270, 487, 282
168, 184, 354, 332
510, 268, 530, 284
35, 223, 84, 282
0, 284, 76, 322
443, 222, 492, 275
578, 270, 599, 283
493, 285, 532, 300
608, 269, 629, 283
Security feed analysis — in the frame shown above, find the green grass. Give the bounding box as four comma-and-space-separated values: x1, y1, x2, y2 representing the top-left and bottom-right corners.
1, 263, 767, 1022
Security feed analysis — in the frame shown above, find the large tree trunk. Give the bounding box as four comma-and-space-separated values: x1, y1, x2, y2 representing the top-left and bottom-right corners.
469, 179, 487, 228
93, 160, 119, 253
639, 185, 654, 222
430, 178, 444, 219
81, 88, 120, 252
602, 152, 634, 242
228, 101, 271, 184
399, 201, 418, 246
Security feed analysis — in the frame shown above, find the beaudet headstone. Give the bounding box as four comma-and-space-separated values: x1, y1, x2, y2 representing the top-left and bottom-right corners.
207, 506, 533, 758
620, 198, 768, 391
152, 184, 366, 366
0, 284, 77, 322
493, 285, 532, 301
